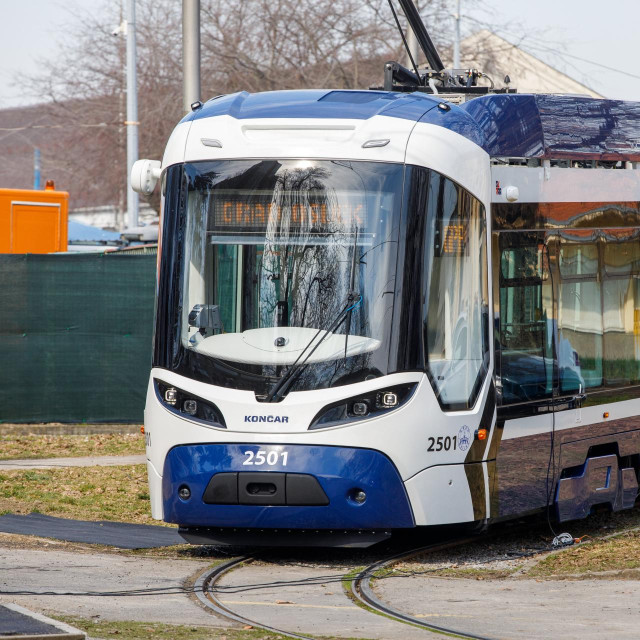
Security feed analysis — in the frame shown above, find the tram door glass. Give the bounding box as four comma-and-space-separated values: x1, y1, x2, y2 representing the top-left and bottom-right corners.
497, 233, 554, 404
422, 172, 489, 410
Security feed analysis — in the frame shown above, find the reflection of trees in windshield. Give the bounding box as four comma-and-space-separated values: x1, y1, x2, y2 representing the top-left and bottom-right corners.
256, 166, 358, 332
180, 159, 405, 393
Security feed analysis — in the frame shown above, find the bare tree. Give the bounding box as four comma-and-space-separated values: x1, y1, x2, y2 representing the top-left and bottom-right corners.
5, 0, 476, 210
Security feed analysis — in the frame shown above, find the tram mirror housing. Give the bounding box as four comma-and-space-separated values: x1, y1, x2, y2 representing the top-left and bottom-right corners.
131, 159, 162, 195
188, 304, 222, 332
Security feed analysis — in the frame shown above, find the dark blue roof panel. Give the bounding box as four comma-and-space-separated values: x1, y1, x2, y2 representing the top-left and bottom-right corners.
183, 90, 440, 122
460, 94, 640, 160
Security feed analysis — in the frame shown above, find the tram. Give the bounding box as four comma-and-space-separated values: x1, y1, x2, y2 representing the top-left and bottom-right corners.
133, 1, 640, 546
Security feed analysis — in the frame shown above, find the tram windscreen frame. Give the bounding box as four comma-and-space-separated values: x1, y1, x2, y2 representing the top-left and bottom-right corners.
154, 160, 490, 406
177, 159, 404, 395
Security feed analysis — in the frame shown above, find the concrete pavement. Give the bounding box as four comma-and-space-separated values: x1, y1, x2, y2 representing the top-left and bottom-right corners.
0, 455, 146, 470
374, 572, 640, 639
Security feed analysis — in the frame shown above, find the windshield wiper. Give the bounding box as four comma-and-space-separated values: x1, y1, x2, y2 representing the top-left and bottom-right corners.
265, 229, 363, 403
264, 292, 362, 403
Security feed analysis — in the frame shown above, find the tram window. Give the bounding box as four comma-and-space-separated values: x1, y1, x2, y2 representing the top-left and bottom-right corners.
602, 233, 640, 386
559, 242, 598, 277
213, 245, 238, 332
497, 236, 554, 404
557, 241, 601, 391
423, 173, 489, 410
604, 239, 640, 276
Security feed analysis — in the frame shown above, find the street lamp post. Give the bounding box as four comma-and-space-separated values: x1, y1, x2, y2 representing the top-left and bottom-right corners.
453, 0, 461, 68
125, 0, 139, 229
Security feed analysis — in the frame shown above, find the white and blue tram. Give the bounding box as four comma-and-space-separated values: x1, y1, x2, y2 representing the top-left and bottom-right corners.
133, 10, 640, 547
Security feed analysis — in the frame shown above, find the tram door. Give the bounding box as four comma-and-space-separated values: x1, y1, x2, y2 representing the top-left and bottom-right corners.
494, 231, 557, 516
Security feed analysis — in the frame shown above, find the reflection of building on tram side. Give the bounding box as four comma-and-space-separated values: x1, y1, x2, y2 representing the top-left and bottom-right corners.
557, 229, 640, 389
495, 206, 640, 402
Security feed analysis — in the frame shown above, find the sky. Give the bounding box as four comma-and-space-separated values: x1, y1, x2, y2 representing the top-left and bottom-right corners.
1, 0, 640, 108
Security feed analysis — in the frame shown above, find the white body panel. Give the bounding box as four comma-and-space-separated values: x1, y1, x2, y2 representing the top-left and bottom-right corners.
406, 122, 491, 203
492, 165, 640, 203
183, 115, 415, 164
405, 463, 476, 525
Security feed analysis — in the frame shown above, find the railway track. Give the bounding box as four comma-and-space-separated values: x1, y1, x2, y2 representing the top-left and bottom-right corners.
193, 535, 496, 640
194, 554, 315, 639
350, 539, 492, 640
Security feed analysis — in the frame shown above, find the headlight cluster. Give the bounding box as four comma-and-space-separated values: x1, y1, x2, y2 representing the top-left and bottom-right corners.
308, 383, 417, 430
154, 379, 226, 428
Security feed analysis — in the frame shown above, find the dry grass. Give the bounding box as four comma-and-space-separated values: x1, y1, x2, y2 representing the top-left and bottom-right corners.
0, 464, 154, 524
526, 528, 640, 577
0, 433, 144, 460
54, 616, 299, 640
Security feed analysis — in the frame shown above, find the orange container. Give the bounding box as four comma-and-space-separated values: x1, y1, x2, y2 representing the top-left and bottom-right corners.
0, 187, 69, 254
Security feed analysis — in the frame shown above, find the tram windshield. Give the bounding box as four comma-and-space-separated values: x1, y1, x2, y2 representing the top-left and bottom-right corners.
180, 160, 404, 393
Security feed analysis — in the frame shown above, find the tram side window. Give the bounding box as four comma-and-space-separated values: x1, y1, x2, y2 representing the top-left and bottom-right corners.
557, 241, 601, 392
423, 173, 489, 411
498, 237, 554, 403
557, 233, 640, 391
602, 234, 640, 387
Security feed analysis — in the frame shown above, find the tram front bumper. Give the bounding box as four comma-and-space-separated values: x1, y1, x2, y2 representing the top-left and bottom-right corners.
162, 443, 415, 529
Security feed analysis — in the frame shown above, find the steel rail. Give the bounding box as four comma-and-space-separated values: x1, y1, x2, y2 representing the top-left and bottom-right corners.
195, 536, 503, 640
350, 538, 495, 640
194, 555, 315, 640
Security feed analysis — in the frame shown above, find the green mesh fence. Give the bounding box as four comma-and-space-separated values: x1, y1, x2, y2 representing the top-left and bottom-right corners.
0, 253, 156, 423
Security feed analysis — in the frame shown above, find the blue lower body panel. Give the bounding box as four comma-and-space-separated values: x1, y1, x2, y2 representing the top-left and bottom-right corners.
162, 443, 414, 529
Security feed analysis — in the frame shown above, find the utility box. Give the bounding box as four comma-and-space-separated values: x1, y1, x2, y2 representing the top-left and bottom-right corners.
0, 187, 69, 254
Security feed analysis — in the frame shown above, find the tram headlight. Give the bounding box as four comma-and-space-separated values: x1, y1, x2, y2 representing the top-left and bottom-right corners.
351, 401, 369, 416
164, 387, 178, 405
308, 383, 417, 430
183, 399, 198, 415
154, 379, 226, 428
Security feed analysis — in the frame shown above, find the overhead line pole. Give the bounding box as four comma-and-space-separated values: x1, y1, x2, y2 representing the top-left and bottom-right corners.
125, 0, 139, 229
182, 0, 201, 113
453, 0, 461, 68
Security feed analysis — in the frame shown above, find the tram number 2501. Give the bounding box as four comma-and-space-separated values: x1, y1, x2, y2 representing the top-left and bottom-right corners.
243, 450, 289, 466
427, 436, 457, 452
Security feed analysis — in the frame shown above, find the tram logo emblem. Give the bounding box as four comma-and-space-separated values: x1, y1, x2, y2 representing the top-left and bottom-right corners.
244, 415, 289, 423
495, 180, 502, 196
458, 425, 471, 452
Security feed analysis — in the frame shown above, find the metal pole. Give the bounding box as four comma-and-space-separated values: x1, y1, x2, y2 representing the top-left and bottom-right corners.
33, 148, 41, 190
453, 0, 461, 68
406, 25, 419, 71
126, 0, 139, 229
182, 0, 201, 113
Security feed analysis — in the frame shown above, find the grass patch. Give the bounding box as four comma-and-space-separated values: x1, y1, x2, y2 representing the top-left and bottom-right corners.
53, 615, 374, 640
0, 433, 145, 460
0, 464, 155, 524
425, 566, 516, 580
373, 563, 515, 582
53, 616, 293, 640
527, 529, 640, 577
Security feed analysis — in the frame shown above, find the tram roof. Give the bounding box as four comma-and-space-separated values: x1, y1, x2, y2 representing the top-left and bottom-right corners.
183, 89, 441, 123
459, 93, 640, 162
184, 90, 640, 162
